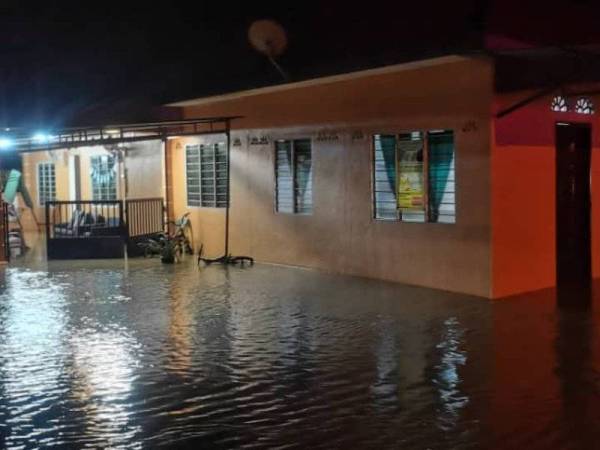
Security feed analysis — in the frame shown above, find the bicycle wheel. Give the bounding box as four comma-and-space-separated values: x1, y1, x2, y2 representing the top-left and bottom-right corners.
182, 224, 194, 254
174, 242, 184, 262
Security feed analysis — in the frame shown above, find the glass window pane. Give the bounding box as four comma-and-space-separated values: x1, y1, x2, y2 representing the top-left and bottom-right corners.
90, 156, 117, 201
373, 135, 397, 220
397, 132, 425, 223
275, 141, 294, 213
38, 162, 57, 206
275, 139, 312, 214
187, 143, 228, 208
294, 139, 312, 214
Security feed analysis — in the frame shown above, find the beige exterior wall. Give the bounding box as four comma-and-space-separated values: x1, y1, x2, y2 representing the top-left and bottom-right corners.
169, 56, 494, 297
126, 140, 164, 199
21, 149, 70, 229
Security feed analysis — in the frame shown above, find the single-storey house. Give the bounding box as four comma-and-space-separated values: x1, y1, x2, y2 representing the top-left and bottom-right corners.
19, 54, 600, 299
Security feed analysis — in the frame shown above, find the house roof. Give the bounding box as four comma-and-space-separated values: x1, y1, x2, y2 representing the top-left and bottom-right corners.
166, 55, 475, 107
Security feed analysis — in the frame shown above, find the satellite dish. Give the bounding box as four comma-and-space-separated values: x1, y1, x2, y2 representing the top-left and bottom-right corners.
248, 19, 289, 81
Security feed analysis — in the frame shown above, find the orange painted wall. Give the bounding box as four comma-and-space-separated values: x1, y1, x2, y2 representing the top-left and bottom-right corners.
492, 90, 600, 298
490, 290, 560, 444
591, 147, 600, 280
491, 140, 556, 297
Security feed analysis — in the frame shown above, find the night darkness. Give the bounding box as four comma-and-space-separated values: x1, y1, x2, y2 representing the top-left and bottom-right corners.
0, 1, 491, 129
1, 0, 600, 130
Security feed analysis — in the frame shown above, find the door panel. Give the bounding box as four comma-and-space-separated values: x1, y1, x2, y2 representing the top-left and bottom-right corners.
555, 123, 592, 293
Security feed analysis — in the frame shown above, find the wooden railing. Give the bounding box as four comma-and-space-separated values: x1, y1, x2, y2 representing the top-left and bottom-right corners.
125, 198, 164, 238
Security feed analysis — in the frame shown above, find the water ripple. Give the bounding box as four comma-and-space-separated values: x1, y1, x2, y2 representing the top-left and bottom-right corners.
0, 261, 599, 448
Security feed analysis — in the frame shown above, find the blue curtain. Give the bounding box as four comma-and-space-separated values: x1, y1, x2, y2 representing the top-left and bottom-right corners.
428, 132, 454, 221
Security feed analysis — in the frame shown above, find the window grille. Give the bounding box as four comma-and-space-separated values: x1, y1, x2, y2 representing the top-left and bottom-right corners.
38, 162, 56, 206
186, 143, 228, 208
372, 130, 456, 223
275, 139, 313, 214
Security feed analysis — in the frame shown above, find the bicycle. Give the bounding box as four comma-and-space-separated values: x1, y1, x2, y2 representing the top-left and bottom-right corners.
136, 212, 194, 263
168, 212, 193, 258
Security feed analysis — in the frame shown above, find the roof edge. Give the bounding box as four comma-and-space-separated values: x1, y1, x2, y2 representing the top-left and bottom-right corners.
166, 54, 476, 107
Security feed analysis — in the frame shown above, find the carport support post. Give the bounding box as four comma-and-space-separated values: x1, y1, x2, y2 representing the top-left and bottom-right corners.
121, 147, 129, 259
225, 121, 231, 256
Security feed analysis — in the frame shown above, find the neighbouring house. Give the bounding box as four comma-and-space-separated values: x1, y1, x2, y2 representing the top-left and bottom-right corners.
20, 140, 165, 227
19, 53, 600, 299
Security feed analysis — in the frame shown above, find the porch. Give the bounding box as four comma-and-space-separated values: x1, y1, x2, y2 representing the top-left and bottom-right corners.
6, 117, 237, 262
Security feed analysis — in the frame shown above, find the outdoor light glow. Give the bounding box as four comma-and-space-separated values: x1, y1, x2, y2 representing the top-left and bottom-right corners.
33, 133, 52, 144
105, 129, 120, 135
0, 137, 13, 149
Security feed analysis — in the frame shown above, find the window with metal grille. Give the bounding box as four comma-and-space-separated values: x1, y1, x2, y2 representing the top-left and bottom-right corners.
37, 162, 56, 206
275, 139, 312, 214
186, 143, 228, 208
372, 130, 455, 223
90, 155, 117, 200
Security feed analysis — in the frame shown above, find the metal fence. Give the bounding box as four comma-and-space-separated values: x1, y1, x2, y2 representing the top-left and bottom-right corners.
44, 198, 165, 259
45, 200, 124, 239
0, 202, 9, 262
45, 200, 125, 259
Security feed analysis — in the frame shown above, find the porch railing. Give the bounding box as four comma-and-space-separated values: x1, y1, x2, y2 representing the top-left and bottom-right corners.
125, 198, 165, 238
44, 198, 165, 259
45, 200, 125, 239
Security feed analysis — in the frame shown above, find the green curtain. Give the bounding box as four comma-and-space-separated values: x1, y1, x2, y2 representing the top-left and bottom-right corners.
428, 132, 454, 221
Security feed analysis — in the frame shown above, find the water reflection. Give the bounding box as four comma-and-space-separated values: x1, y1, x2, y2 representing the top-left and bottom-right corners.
371, 317, 400, 410
554, 300, 600, 448
0, 260, 599, 448
165, 266, 197, 376
433, 317, 469, 432
490, 286, 600, 449
70, 327, 142, 449
0, 270, 67, 448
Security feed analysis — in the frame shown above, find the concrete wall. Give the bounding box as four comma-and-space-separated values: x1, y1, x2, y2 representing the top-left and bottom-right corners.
169, 56, 494, 297
125, 140, 164, 199
21, 149, 70, 229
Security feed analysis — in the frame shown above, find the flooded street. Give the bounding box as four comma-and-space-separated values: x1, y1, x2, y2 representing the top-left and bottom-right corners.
0, 259, 598, 449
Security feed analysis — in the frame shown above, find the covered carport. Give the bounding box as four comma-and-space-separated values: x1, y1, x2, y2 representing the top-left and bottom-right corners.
0, 117, 239, 261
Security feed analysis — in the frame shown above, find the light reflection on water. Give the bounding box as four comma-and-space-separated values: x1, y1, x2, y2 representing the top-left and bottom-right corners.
0, 260, 599, 448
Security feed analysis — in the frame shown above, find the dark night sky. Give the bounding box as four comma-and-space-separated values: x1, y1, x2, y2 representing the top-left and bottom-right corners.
0, 1, 489, 127
1, 0, 599, 128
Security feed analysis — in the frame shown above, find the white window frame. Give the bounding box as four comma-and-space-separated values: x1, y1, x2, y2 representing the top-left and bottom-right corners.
90, 154, 118, 201
37, 161, 56, 207
185, 142, 228, 208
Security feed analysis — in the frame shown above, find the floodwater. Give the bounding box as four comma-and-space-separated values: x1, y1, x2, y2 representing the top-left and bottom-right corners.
0, 257, 599, 449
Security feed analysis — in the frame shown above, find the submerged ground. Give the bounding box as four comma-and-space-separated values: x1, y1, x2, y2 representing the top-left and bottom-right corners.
0, 252, 599, 449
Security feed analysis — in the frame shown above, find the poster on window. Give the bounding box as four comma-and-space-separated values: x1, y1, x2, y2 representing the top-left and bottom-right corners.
397, 161, 424, 209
